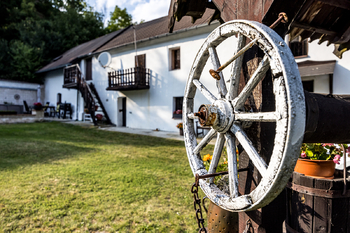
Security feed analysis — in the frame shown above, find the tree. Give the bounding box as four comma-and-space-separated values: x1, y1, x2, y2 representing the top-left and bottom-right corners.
106, 6, 132, 33
0, 0, 106, 82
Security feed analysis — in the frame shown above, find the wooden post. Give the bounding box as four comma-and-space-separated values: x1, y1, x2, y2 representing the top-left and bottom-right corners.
238, 45, 286, 233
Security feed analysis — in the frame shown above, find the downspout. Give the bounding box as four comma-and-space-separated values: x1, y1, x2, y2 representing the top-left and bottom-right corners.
133, 25, 138, 66
76, 89, 79, 121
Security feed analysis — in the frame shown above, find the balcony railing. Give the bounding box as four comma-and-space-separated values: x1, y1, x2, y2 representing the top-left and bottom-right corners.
63, 65, 81, 88
107, 67, 150, 91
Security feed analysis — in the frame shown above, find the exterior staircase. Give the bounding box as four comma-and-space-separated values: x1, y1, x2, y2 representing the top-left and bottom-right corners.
88, 82, 114, 126
63, 64, 114, 126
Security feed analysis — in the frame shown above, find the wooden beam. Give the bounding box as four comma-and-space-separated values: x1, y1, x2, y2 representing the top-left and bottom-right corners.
318, 0, 350, 11
338, 26, 350, 44
238, 45, 285, 233
292, 21, 338, 36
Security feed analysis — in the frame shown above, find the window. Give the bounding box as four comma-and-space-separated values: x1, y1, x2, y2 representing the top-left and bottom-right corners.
289, 36, 308, 57
86, 58, 92, 80
170, 48, 180, 70
173, 97, 183, 119
302, 80, 314, 92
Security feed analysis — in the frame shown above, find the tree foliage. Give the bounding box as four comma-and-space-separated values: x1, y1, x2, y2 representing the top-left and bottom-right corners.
0, 0, 105, 82
0, 1, 142, 82
105, 5, 133, 33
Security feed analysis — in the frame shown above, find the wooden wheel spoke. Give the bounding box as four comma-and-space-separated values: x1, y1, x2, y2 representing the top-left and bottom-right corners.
232, 56, 270, 109
193, 79, 217, 104
231, 124, 267, 175
193, 129, 217, 155
217, 38, 258, 75
234, 111, 278, 122
225, 132, 239, 198
208, 133, 225, 183
208, 46, 227, 98
227, 33, 246, 101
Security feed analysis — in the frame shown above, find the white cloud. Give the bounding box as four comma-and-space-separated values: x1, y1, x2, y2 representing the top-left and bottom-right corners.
131, 0, 169, 23
92, 0, 127, 10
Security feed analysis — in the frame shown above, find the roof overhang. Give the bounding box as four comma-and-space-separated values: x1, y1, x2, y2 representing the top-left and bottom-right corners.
35, 64, 70, 74
168, 0, 350, 58
263, 0, 350, 58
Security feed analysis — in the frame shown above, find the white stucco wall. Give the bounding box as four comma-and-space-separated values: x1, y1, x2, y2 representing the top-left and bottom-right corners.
0, 80, 42, 108
43, 68, 84, 120
90, 23, 239, 132
41, 23, 350, 132
296, 40, 350, 95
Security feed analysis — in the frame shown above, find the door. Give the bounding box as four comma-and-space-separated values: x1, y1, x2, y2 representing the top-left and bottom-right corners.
119, 97, 126, 127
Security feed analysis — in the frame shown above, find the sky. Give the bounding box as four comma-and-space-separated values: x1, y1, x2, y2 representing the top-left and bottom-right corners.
86, 0, 170, 26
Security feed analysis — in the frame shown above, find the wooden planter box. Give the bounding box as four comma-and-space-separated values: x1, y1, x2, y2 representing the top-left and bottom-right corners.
0, 104, 23, 114
0, 111, 17, 115
286, 171, 350, 233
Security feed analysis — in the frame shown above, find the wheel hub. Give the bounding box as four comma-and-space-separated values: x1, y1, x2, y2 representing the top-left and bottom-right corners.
194, 100, 234, 133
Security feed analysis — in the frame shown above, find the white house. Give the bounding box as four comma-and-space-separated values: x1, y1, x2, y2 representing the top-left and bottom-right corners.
37, 9, 350, 132
37, 9, 222, 132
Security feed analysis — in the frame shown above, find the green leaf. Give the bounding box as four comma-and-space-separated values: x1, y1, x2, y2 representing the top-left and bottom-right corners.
306, 150, 313, 158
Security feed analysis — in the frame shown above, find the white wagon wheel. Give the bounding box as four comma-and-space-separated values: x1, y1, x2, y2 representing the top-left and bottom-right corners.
183, 20, 305, 212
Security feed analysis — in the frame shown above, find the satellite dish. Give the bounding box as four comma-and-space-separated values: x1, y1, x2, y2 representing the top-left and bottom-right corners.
98, 52, 112, 67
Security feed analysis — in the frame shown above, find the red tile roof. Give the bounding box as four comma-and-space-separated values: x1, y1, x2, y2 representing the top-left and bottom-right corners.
36, 28, 127, 73
95, 9, 215, 53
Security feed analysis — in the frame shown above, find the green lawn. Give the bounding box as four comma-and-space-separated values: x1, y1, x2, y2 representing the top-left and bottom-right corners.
0, 122, 212, 232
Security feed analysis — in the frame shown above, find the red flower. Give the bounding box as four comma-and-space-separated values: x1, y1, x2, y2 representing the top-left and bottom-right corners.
333, 154, 341, 164
300, 151, 307, 158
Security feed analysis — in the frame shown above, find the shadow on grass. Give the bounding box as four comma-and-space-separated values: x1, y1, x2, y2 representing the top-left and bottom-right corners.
0, 122, 185, 170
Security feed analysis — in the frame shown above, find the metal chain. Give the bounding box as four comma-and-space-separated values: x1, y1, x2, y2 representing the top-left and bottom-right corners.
242, 219, 254, 233
202, 196, 209, 214
191, 174, 207, 233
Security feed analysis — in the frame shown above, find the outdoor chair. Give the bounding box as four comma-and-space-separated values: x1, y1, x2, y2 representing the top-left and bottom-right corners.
43, 102, 50, 117
196, 121, 210, 137
83, 113, 92, 122
55, 104, 61, 118
23, 100, 32, 114
59, 102, 72, 119
49, 106, 56, 117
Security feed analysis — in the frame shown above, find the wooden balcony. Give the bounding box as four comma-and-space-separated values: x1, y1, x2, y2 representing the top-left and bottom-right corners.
107, 67, 150, 91
63, 65, 81, 89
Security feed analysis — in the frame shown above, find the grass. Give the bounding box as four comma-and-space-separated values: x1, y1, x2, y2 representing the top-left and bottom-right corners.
0, 122, 213, 232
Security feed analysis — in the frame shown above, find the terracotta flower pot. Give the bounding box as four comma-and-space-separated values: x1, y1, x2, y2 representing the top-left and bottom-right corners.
294, 158, 335, 179
179, 128, 183, 136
